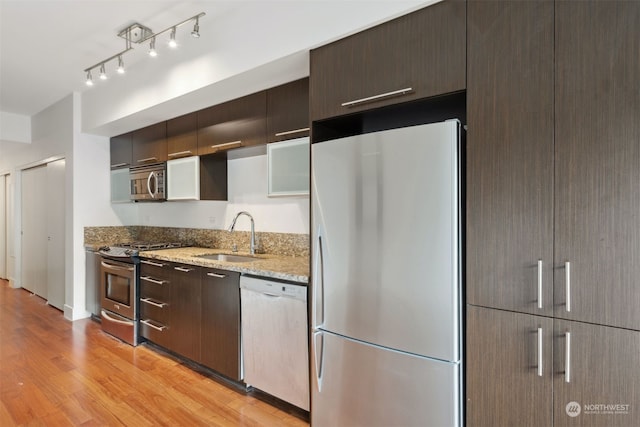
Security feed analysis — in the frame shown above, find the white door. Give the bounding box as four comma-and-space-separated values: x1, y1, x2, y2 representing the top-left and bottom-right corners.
0, 174, 6, 279
46, 159, 65, 310
21, 165, 47, 295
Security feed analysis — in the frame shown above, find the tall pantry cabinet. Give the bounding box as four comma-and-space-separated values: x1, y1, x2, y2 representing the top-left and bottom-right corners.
466, 1, 640, 426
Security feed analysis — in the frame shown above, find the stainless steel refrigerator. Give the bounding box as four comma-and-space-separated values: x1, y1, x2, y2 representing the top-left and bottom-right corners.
311, 120, 462, 426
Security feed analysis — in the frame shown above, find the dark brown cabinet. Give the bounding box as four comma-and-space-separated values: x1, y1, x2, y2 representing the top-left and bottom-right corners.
466, 1, 640, 426
139, 259, 172, 349
467, 306, 640, 427
169, 264, 201, 362
167, 112, 197, 159
139, 260, 200, 361
197, 91, 267, 156
132, 122, 167, 165
553, 0, 640, 330
466, 0, 554, 316
200, 268, 241, 381
553, 320, 640, 427
309, 0, 466, 122
466, 306, 553, 427
110, 132, 133, 169
139, 259, 241, 381
266, 78, 309, 143
468, 0, 640, 328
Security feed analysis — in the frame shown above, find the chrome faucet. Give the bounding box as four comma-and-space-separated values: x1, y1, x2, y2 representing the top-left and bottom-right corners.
227, 211, 258, 255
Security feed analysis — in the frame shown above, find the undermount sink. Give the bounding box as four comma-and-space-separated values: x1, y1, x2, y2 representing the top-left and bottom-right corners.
195, 253, 256, 263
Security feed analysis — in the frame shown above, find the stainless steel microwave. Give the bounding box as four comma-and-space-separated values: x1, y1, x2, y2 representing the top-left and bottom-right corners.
130, 163, 166, 201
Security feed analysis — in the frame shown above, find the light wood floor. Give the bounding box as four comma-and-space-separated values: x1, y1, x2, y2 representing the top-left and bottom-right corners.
0, 279, 309, 426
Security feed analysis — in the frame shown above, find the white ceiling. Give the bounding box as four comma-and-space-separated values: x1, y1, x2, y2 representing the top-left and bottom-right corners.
0, 0, 432, 124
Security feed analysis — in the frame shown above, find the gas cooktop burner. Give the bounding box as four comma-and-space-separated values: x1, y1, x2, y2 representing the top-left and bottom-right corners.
99, 241, 191, 258
116, 241, 189, 250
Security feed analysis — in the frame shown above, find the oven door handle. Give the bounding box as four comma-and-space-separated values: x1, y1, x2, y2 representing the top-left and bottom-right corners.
101, 310, 133, 325
101, 261, 134, 272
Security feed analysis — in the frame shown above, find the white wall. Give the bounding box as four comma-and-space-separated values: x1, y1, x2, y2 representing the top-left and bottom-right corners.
0, 111, 31, 143
137, 154, 309, 234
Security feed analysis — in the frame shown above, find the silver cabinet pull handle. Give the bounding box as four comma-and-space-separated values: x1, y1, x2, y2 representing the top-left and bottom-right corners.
141, 260, 165, 267
206, 272, 226, 279
275, 127, 310, 137
565, 331, 571, 383
141, 297, 167, 308
537, 327, 543, 377
111, 162, 129, 168
137, 157, 158, 163
537, 260, 543, 309
168, 150, 193, 157
210, 141, 242, 151
565, 261, 571, 312
173, 266, 194, 273
141, 319, 166, 331
141, 276, 166, 285
341, 87, 413, 107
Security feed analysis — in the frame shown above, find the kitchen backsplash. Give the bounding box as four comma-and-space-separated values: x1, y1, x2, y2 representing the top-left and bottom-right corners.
85, 226, 309, 258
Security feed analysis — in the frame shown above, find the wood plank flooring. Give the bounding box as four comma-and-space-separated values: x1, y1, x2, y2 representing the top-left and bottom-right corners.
0, 279, 309, 426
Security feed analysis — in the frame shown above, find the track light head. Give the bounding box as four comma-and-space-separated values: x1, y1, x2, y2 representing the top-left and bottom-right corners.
191, 17, 200, 38
117, 56, 125, 74
86, 71, 94, 86
169, 27, 178, 48
149, 37, 157, 57
99, 64, 107, 80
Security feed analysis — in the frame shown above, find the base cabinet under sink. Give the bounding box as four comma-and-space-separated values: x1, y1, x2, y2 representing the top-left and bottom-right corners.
200, 267, 241, 381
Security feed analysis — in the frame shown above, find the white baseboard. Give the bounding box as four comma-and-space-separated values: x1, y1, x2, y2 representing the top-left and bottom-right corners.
63, 304, 92, 321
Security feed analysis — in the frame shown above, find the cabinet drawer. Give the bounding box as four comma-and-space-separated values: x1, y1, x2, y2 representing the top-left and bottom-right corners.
310, 0, 466, 121
140, 297, 170, 324
140, 275, 170, 301
140, 318, 170, 347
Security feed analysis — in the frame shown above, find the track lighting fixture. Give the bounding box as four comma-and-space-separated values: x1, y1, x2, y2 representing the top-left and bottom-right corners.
99, 64, 107, 80
149, 37, 158, 57
191, 17, 200, 38
169, 27, 177, 48
82, 12, 205, 87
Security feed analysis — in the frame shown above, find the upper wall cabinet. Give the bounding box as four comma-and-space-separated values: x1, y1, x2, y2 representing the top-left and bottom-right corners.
197, 91, 267, 156
266, 78, 310, 143
309, 0, 466, 122
132, 122, 168, 165
167, 112, 198, 160
467, 0, 640, 329
110, 132, 133, 169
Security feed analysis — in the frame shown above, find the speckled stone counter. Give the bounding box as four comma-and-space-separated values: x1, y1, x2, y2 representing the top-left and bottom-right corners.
84, 226, 309, 258
139, 247, 309, 284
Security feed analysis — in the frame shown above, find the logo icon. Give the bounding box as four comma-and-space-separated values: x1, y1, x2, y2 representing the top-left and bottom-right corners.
566, 401, 581, 417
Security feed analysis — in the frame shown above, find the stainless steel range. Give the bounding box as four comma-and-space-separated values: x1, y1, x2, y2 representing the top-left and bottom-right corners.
98, 241, 188, 345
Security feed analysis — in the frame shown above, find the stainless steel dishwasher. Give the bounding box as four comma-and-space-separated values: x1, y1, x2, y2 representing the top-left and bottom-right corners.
240, 275, 309, 411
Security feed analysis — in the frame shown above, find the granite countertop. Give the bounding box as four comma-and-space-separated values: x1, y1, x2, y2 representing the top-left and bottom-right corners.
138, 247, 309, 284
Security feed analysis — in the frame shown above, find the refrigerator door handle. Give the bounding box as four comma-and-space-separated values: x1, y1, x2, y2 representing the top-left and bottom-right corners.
313, 234, 325, 328
313, 331, 324, 392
